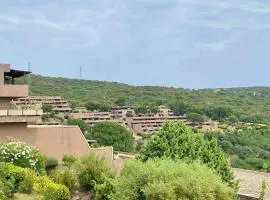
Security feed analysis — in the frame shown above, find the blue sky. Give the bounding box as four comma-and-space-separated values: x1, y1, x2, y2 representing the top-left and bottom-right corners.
0, 0, 270, 88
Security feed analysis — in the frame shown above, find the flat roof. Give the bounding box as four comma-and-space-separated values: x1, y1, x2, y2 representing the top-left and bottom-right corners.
5, 69, 31, 79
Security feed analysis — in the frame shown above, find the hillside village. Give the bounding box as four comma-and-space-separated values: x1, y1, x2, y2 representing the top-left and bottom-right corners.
1, 64, 270, 200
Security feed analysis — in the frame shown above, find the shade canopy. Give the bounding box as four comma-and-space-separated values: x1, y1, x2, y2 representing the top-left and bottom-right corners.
4, 69, 31, 79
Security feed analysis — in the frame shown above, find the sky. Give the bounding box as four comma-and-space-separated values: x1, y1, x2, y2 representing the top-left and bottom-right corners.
0, 0, 270, 88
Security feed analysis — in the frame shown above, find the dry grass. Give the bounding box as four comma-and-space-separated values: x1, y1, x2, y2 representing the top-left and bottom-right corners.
13, 193, 43, 200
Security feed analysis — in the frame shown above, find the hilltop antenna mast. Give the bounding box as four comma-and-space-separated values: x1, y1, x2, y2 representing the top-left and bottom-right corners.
79, 66, 82, 79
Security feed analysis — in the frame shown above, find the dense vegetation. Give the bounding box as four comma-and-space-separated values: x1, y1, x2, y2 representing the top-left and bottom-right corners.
139, 122, 234, 185
86, 122, 134, 152
205, 128, 270, 172
17, 75, 270, 123
0, 142, 70, 200
111, 159, 236, 200
0, 122, 237, 199
67, 119, 134, 152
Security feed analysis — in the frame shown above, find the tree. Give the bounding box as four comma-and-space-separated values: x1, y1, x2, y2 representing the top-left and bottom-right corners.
85, 102, 110, 112
67, 118, 89, 134
205, 106, 233, 121
42, 104, 53, 113
86, 122, 134, 152
111, 159, 236, 200
134, 105, 149, 114
169, 101, 191, 116
139, 122, 234, 185
115, 97, 126, 106
186, 112, 205, 123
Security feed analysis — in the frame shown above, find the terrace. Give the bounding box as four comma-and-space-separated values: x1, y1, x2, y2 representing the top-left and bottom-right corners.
0, 109, 42, 123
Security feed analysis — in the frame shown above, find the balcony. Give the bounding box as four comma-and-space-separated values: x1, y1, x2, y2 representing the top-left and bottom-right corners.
0, 85, 29, 98
0, 109, 42, 123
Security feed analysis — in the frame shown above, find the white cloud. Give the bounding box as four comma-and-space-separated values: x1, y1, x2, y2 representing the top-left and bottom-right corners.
0, 0, 270, 53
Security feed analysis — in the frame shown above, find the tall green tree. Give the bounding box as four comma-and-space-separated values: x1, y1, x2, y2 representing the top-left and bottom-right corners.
86, 122, 134, 152
205, 106, 233, 121
139, 122, 234, 185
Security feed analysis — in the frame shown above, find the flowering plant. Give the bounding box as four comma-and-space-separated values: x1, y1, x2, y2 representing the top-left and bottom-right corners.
0, 141, 46, 174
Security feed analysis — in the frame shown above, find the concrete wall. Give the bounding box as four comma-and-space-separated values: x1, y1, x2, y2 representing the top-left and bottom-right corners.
0, 124, 91, 161
0, 85, 29, 98
0, 64, 10, 85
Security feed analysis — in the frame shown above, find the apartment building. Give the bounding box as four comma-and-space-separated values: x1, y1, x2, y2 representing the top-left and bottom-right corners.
70, 110, 123, 126
130, 115, 187, 133
0, 64, 90, 161
13, 96, 72, 114
69, 105, 187, 133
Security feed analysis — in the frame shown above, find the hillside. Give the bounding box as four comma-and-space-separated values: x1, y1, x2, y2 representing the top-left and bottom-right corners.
18, 74, 270, 123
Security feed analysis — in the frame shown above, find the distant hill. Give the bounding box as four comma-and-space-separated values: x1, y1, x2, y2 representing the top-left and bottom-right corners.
18, 74, 270, 123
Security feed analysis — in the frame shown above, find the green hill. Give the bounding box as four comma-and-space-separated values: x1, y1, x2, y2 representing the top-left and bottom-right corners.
18, 74, 270, 123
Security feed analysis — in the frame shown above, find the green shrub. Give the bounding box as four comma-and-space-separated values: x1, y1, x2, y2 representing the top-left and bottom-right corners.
42, 182, 71, 200
18, 169, 38, 194
34, 176, 71, 200
139, 122, 234, 185
95, 176, 115, 200
46, 157, 58, 169
0, 141, 46, 174
42, 104, 53, 113
50, 168, 78, 193
74, 153, 114, 191
0, 179, 11, 200
111, 159, 237, 200
0, 163, 25, 195
62, 155, 77, 168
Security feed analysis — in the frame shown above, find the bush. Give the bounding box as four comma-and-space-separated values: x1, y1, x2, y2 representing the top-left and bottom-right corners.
42, 182, 71, 200
95, 176, 115, 200
42, 104, 53, 113
50, 168, 78, 193
0, 163, 25, 195
34, 176, 71, 200
18, 169, 38, 194
139, 122, 234, 185
74, 153, 114, 191
62, 155, 77, 168
0, 178, 12, 200
111, 159, 237, 200
46, 157, 58, 169
0, 141, 46, 174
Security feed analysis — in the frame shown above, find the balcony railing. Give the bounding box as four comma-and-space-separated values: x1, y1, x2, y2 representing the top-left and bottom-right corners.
0, 109, 43, 116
